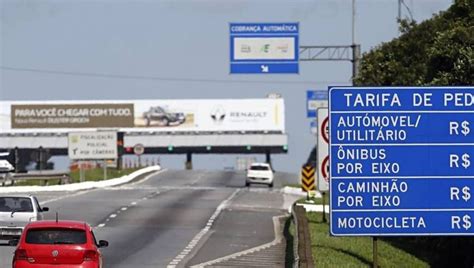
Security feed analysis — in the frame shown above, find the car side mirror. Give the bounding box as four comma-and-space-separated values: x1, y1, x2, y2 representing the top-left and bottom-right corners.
8, 239, 19, 247
98, 240, 109, 248
42, 207, 49, 212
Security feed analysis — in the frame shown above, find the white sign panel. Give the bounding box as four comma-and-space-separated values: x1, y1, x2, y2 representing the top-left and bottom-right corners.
308, 100, 328, 111
317, 108, 329, 192
68, 131, 117, 160
0, 99, 285, 134
233, 37, 296, 60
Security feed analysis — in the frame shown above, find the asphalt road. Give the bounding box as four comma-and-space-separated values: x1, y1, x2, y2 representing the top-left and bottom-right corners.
0, 169, 299, 268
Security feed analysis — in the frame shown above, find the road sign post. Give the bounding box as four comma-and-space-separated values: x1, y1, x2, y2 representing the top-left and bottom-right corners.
317, 108, 329, 223
103, 160, 107, 181
317, 108, 329, 193
134, 143, 145, 168
307, 90, 329, 118
301, 165, 316, 200
230, 23, 299, 74
329, 86, 474, 236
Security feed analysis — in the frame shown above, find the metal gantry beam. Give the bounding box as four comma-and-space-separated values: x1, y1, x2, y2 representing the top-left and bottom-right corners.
299, 46, 352, 61
299, 45, 361, 80
299, 45, 353, 62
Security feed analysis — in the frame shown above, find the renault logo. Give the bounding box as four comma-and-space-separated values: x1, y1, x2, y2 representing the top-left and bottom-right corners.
210, 106, 226, 122
51, 250, 59, 257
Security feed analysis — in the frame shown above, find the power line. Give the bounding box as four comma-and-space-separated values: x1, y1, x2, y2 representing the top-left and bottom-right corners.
0, 66, 349, 85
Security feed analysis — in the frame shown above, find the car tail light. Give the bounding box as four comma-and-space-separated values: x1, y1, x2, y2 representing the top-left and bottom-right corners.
83, 250, 99, 262
14, 249, 32, 262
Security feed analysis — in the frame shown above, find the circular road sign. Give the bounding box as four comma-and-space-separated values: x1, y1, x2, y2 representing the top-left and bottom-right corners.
321, 116, 329, 143
321, 155, 330, 182
133, 144, 145, 156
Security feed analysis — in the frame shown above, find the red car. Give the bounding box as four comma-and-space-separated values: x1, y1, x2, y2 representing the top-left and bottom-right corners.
10, 220, 108, 268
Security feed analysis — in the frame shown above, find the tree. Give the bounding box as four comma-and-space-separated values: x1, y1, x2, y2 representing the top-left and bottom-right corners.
354, 1, 474, 266
354, 0, 473, 86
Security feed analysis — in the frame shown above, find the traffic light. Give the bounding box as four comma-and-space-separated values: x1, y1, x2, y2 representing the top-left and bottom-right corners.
117, 132, 124, 157
246, 145, 252, 151
283, 145, 288, 151
206, 146, 212, 151
168, 145, 174, 152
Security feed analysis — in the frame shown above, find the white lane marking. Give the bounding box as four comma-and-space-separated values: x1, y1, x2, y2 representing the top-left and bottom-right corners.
94, 190, 161, 228
167, 189, 241, 268
126, 168, 168, 187
39, 169, 165, 223
41, 189, 97, 205
190, 215, 286, 267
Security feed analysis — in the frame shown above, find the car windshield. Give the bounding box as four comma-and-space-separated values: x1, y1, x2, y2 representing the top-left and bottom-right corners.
250, 166, 270, 171
154, 107, 165, 113
26, 228, 87, 245
0, 197, 33, 212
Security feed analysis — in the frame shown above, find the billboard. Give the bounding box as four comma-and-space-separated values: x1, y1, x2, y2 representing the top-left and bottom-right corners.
11, 104, 134, 129
0, 99, 285, 133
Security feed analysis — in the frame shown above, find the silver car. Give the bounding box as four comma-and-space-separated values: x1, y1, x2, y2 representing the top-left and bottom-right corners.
0, 195, 49, 240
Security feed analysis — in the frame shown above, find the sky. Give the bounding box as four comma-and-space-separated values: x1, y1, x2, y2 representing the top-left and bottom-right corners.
0, 0, 453, 173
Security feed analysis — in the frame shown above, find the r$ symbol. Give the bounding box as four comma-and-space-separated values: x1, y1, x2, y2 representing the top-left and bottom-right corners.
462, 121, 470, 136
462, 186, 471, 202
462, 154, 470, 169
463, 215, 471, 230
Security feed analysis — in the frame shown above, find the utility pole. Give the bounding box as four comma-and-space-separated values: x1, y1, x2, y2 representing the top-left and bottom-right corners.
398, 0, 402, 22
352, 0, 356, 45
299, 0, 360, 83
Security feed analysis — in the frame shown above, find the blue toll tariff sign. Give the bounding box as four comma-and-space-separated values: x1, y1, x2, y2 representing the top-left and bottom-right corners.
329, 87, 474, 236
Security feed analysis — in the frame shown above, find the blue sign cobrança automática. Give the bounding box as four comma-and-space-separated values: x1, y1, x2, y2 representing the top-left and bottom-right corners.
307, 90, 329, 117
329, 87, 474, 236
229, 23, 299, 74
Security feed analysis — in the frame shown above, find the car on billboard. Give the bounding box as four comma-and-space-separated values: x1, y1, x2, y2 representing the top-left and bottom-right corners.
143, 106, 186, 127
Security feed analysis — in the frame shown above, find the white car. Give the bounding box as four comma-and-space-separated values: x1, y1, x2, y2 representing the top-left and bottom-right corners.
0, 195, 49, 240
0, 159, 14, 173
246, 163, 274, 187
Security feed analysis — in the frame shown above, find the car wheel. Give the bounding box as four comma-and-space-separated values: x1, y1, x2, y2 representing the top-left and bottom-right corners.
268, 182, 274, 188
162, 118, 170, 126
245, 181, 250, 187
145, 117, 151, 126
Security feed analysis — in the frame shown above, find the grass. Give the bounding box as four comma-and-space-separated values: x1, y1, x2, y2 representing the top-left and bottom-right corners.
306, 212, 428, 268
282, 183, 331, 206
11, 167, 140, 186
13, 179, 62, 186
283, 183, 302, 188
69, 167, 139, 183
296, 193, 330, 206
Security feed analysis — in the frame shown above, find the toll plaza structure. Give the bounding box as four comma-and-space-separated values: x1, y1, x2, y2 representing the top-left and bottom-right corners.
0, 98, 288, 170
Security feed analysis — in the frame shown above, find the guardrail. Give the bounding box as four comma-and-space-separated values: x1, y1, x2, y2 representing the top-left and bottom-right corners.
1, 171, 71, 186
292, 204, 314, 268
